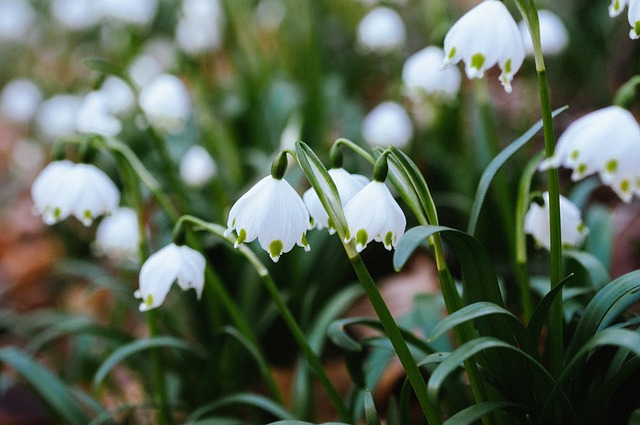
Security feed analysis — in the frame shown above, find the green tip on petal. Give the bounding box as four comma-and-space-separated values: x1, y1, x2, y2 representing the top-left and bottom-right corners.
447, 47, 457, 59
570, 150, 580, 161
605, 159, 618, 174
577, 163, 587, 176
504, 58, 512, 74
355, 229, 368, 252
235, 228, 247, 248
471, 53, 486, 71
384, 231, 394, 250
269, 239, 284, 262
300, 233, 310, 251
620, 179, 630, 194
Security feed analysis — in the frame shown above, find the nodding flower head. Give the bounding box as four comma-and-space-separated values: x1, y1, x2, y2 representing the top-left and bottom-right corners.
609, 0, 640, 39
524, 192, 588, 250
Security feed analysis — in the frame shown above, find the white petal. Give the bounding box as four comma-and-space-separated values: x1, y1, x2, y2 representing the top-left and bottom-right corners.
524, 192, 587, 250
610, 0, 629, 17
628, 0, 640, 38
403, 46, 461, 99
138, 244, 181, 311
175, 245, 206, 299
362, 102, 413, 148
226, 176, 272, 245
94, 207, 140, 262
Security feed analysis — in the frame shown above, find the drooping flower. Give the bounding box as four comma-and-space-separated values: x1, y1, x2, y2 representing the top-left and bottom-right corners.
442, 0, 525, 93
362, 101, 414, 148
0, 78, 42, 124
402, 46, 462, 100
524, 192, 588, 250
31, 160, 120, 226
303, 168, 369, 233
518, 10, 569, 57
75, 91, 122, 137
356, 7, 406, 54
179, 145, 217, 188
99, 0, 158, 26
139, 73, 191, 134
35, 94, 83, 139
135, 243, 205, 311
0, 0, 36, 42
51, 0, 101, 30
609, 0, 640, 39
94, 207, 141, 264
176, 0, 224, 55
343, 181, 406, 252
539, 106, 640, 203
225, 176, 311, 261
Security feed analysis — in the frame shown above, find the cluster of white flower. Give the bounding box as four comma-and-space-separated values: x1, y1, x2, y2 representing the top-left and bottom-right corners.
609, 0, 640, 39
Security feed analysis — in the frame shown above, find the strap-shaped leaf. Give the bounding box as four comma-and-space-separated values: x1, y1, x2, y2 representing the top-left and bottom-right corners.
364, 390, 382, 425
442, 401, 528, 425
526, 274, 573, 343
185, 393, 296, 423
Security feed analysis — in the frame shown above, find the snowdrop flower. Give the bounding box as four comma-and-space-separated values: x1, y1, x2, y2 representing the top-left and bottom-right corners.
524, 192, 588, 250
0, 79, 42, 124
176, 0, 224, 55
356, 7, 406, 54
0, 0, 35, 42
31, 160, 120, 226
362, 101, 413, 148
539, 106, 640, 203
443, 0, 525, 93
51, 0, 102, 30
99, 77, 135, 114
402, 46, 462, 100
303, 168, 369, 233
139, 74, 191, 134
344, 180, 406, 252
94, 207, 140, 263
518, 10, 569, 57
179, 145, 217, 188
76, 91, 122, 137
609, 0, 640, 39
135, 243, 205, 311
225, 175, 311, 262
35, 94, 83, 139
100, 0, 158, 26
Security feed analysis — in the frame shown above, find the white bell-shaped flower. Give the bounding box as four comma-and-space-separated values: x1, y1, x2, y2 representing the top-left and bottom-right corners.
179, 145, 217, 188
0, 0, 36, 42
35, 94, 83, 139
343, 181, 406, 252
524, 192, 588, 250
443, 0, 525, 93
303, 168, 369, 233
225, 176, 311, 262
0, 78, 42, 124
51, 0, 101, 30
402, 46, 462, 100
609, 0, 640, 39
539, 106, 640, 203
176, 0, 224, 55
362, 101, 413, 148
139, 74, 191, 134
31, 160, 120, 226
99, 0, 158, 26
99, 77, 135, 114
94, 207, 140, 264
518, 10, 569, 57
135, 243, 205, 311
76, 91, 122, 137
356, 7, 406, 54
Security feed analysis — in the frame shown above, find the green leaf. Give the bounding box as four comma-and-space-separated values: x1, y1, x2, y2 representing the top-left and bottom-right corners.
92, 336, 204, 391
442, 401, 528, 425
563, 250, 609, 290
0, 347, 92, 425
467, 106, 567, 236
364, 390, 382, 425
268, 422, 351, 425
526, 274, 573, 343
185, 393, 296, 423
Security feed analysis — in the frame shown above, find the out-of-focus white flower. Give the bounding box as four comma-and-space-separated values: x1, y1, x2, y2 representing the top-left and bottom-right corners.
35, 94, 83, 139
135, 243, 205, 311
609, 0, 640, 39
31, 160, 120, 226
303, 168, 369, 233
225, 176, 311, 262
0, 79, 42, 123
128, 55, 164, 88
100, 0, 158, 26
139, 74, 191, 134
94, 207, 140, 263
539, 106, 640, 203
362, 101, 413, 148
402, 46, 462, 100
0, 0, 35, 41
443, 0, 525, 93
356, 7, 406, 54
176, 0, 224, 55
51, 0, 102, 30
518, 10, 569, 57
255, 0, 286, 31
76, 91, 122, 137
179, 145, 217, 188
524, 192, 588, 250
99, 76, 135, 114
343, 181, 406, 252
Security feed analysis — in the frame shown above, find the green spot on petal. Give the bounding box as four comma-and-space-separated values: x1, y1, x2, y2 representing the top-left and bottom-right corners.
355, 229, 368, 248
635, 21, 640, 37
621, 179, 630, 194
269, 239, 284, 260
301, 233, 310, 250
54, 207, 61, 219
448, 47, 457, 59
145, 294, 153, 306
504, 58, 512, 74
471, 53, 486, 71
577, 164, 587, 175
570, 150, 580, 160
384, 231, 394, 248
605, 159, 618, 173
236, 228, 247, 245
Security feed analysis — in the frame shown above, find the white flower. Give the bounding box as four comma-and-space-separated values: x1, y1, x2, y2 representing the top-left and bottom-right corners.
402, 46, 462, 100
35, 94, 83, 139
51, 0, 101, 30
303, 168, 369, 233
518, 10, 569, 57
0, 0, 36, 42
31, 160, 120, 226
99, 77, 135, 114
176, 0, 224, 55
362, 101, 413, 148
94, 207, 140, 263
539, 106, 640, 203
356, 7, 406, 54
99, 0, 158, 26
225, 176, 310, 262
139, 74, 191, 134
609, 0, 640, 39
135, 243, 205, 311
443, 0, 525, 93
179, 145, 217, 188
0, 78, 42, 124
76, 91, 122, 137
524, 192, 588, 250
343, 181, 406, 252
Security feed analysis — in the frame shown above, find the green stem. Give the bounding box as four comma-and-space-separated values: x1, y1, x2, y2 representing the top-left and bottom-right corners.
145, 310, 172, 425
